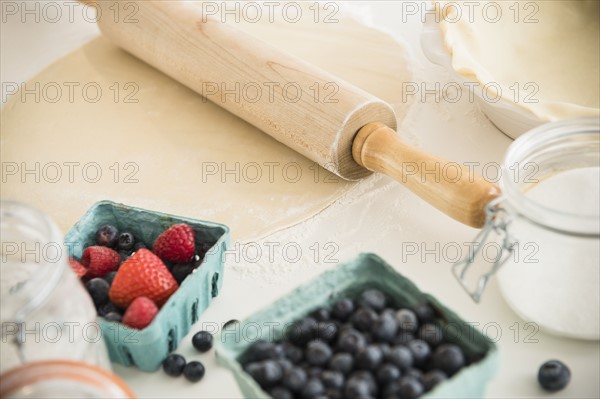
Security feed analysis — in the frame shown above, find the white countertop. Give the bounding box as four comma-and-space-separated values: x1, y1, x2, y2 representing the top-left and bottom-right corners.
2, 1, 598, 398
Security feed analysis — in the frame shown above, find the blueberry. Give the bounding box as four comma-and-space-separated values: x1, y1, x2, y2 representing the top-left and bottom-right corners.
192, 330, 213, 352
394, 332, 415, 346
103, 271, 117, 286
538, 360, 571, 392
324, 388, 344, 399
117, 250, 131, 262
328, 352, 354, 375
311, 308, 330, 321
407, 339, 431, 367
171, 263, 195, 285
301, 378, 325, 399
95, 224, 119, 247
356, 345, 384, 370
358, 289, 387, 312
306, 340, 332, 366
413, 303, 436, 324
281, 342, 303, 363
350, 307, 378, 332
245, 360, 283, 388
344, 375, 372, 399
183, 361, 205, 382
269, 387, 294, 399
316, 321, 338, 342
348, 371, 378, 396
162, 354, 186, 377
277, 359, 293, 372
116, 231, 135, 251
387, 345, 414, 371
306, 366, 323, 379
397, 376, 424, 399
405, 368, 424, 383
282, 367, 307, 392
422, 370, 447, 391
395, 309, 419, 333
133, 241, 146, 251
371, 313, 398, 343
245, 340, 283, 363
85, 278, 109, 307
378, 343, 392, 359
336, 328, 366, 355
331, 298, 354, 321
103, 312, 122, 322
418, 323, 444, 347
99, 302, 120, 316
432, 344, 464, 376
376, 363, 401, 385
287, 317, 318, 346
321, 370, 345, 390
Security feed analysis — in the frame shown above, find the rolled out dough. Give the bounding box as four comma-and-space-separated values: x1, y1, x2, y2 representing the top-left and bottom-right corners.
0, 4, 413, 241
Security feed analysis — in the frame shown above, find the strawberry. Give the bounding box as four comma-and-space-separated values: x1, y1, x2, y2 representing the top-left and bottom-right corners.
122, 296, 158, 330
152, 224, 195, 263
109, 248, 178, 308
80, 246, 121, 278
68, 257, 87, 279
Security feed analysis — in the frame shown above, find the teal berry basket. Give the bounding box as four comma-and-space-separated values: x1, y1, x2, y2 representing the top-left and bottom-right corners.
215, 253, 499, 398
64, 200, 230, 372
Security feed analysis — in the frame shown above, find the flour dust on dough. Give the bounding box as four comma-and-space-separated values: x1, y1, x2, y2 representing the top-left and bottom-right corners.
0, 4, 413, 241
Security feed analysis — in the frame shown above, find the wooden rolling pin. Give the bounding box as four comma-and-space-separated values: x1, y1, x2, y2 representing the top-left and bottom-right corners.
83, 0, 499, 227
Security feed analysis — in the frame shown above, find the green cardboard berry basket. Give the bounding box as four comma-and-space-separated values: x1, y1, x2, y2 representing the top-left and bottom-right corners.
215, 253, 499, 398
64, 200, 230, 372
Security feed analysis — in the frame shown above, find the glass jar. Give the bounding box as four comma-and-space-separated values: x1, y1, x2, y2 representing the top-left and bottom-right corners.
454, 117, 599, 340
0, 201, 111, 373
0, 360, 135, 398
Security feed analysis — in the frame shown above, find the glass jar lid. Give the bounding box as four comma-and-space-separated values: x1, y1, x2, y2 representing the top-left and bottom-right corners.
0, 360, 136, 398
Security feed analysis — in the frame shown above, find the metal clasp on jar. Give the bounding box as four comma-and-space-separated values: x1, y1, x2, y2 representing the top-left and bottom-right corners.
453, 197, 516, 302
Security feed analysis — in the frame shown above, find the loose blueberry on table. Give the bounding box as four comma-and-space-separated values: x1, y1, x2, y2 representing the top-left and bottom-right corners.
239, 289, 482, 399
538, 359, 570, 392
192, 330, 214, 353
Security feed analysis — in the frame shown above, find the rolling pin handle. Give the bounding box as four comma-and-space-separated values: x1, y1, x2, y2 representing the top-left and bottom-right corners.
352, 122, 500, 228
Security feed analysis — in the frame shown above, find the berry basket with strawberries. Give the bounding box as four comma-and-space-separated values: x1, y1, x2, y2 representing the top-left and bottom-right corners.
65, 200, 230, 372
215, 253, 498, 399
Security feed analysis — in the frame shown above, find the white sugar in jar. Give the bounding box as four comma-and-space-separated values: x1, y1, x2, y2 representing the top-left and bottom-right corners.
455, 118, 599, 340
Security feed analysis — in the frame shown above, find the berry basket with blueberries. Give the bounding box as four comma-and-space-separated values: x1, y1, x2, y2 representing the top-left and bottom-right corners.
64, 200, 230, 372
215, 253, 498, 399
